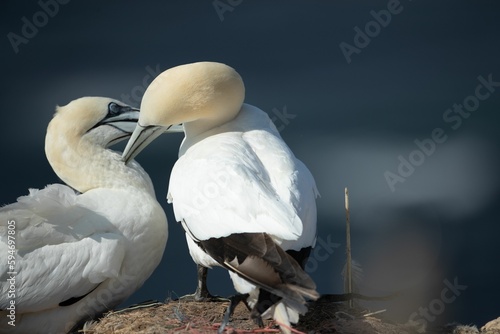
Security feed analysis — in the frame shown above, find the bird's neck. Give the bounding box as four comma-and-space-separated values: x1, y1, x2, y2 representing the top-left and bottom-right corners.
45, 132, 155, 195
180, 106, 243, 156
182, 116, 227, 138
180, 119, 228, 157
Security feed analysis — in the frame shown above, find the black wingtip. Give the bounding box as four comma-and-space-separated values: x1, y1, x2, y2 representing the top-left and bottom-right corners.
198, 232, 319, 317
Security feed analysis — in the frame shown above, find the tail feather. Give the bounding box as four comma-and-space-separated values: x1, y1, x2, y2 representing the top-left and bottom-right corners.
285, 283, 320, 302
199, 232, 319, 316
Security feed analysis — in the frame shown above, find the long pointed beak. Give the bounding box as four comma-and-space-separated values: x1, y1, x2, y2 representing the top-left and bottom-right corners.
121, 123, 166, 164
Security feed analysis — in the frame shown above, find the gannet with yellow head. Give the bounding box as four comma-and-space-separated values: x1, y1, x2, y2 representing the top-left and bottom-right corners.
122, 62, 319, 333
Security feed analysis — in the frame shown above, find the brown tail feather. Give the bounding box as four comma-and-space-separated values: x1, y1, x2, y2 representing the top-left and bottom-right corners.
198, 232, 319, 315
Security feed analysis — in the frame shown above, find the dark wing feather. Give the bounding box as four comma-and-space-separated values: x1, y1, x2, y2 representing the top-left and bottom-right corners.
199, 232, 319, 314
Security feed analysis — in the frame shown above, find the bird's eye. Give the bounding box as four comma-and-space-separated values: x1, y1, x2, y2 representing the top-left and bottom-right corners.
108, 102, 121, 116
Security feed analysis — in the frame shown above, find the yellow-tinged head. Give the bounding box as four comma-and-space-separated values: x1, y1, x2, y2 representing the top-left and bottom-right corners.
45, 97, 140, 191
47, 97, 139, 146
122, 62, 245, 163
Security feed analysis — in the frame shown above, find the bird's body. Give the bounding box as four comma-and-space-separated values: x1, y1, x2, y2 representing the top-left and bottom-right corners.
169, 103, 318, 329
122, 62, 319, 332
0, 97, 168, 334
169, 103, 317, 265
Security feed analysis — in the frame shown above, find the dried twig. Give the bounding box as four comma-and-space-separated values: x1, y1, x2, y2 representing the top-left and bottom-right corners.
345, 187, 352, 308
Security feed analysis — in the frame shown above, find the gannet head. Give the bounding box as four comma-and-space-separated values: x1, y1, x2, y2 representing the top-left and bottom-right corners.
122, 62, 245, 163
45, 97, 141, 191
48, 97, 140, 148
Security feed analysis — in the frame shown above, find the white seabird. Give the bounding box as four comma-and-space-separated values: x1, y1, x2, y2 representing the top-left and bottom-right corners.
122, 62, 319, 333
0, 97, 168, 334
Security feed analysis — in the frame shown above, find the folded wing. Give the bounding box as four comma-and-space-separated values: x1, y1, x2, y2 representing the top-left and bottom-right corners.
0, 184, 126, 313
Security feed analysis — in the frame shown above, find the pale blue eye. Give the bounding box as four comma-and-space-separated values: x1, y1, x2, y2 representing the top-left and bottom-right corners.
108, 102, 121, 116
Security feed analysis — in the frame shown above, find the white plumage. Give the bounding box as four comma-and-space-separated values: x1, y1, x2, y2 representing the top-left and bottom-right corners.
168, 103, 318, 263
122, 62, 319, 332
0, 97, 168, 334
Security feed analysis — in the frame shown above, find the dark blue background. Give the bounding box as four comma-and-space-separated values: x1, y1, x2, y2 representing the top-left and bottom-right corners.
1, 0, 499, 329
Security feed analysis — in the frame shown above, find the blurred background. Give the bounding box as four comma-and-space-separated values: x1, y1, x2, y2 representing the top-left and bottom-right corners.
1, 0, 499, 329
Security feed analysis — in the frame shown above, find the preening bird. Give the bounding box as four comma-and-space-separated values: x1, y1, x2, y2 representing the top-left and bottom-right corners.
0, 97, 168, 334
122, 62, 319, 333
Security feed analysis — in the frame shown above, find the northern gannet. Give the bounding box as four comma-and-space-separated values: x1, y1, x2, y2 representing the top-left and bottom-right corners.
122, 62, 319, 333
0, 97, 168, 334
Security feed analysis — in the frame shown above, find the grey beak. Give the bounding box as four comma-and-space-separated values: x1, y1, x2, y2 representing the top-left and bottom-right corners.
121, 123, 165, 164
